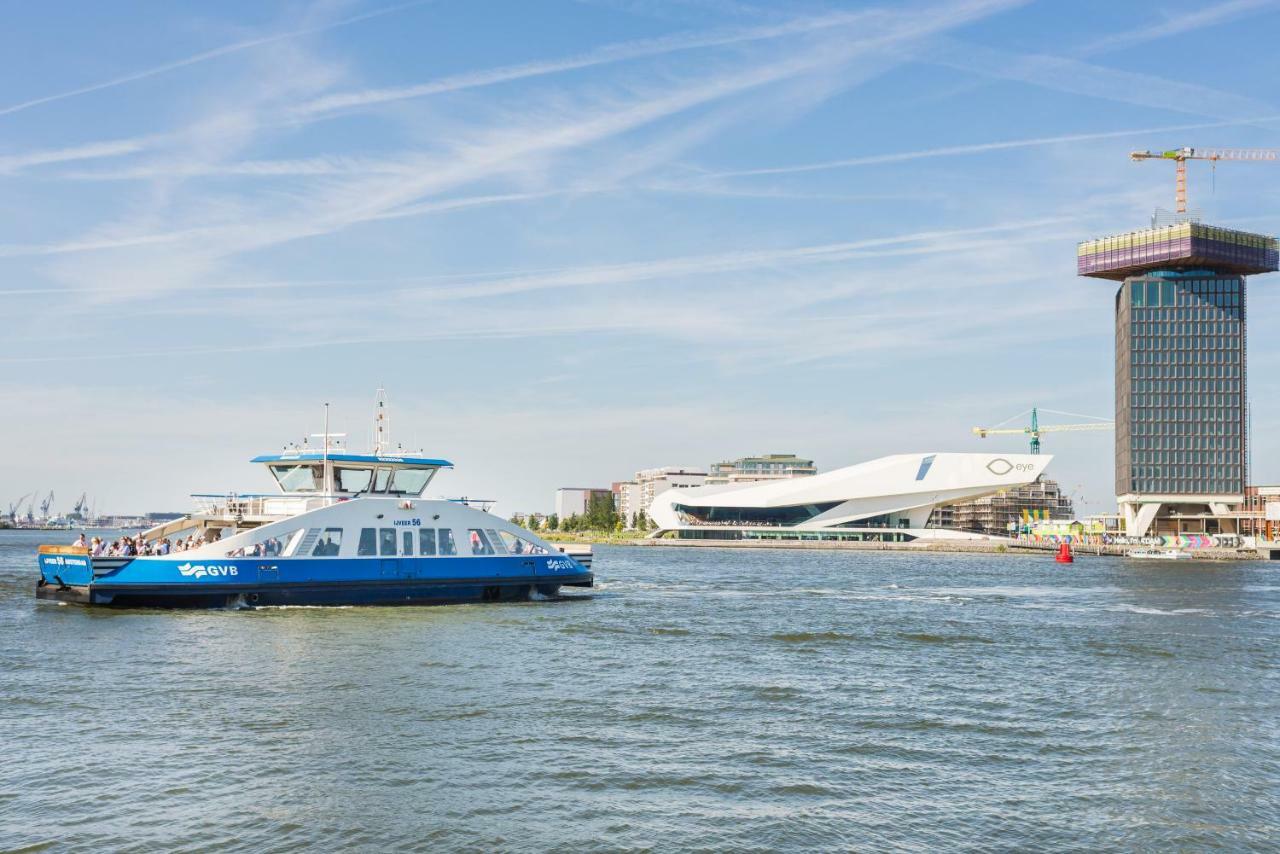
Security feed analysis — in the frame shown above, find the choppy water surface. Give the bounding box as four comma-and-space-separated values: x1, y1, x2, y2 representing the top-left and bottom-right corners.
3, 530, 1279, 851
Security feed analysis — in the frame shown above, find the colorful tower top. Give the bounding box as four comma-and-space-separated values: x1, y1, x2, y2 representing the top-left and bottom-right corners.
1077, 221, 1278, 281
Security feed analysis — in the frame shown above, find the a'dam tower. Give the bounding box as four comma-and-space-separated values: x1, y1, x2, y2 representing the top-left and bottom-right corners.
1078, 219, 1278, 536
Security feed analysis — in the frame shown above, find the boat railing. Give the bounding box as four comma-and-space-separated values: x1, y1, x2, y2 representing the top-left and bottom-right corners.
189, 493, 340, 518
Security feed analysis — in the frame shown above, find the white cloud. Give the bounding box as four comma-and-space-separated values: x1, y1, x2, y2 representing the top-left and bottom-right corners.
4, 0, 1027, 302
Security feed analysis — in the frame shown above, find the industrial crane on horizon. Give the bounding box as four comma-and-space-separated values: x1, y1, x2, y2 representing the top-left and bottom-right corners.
972, 407, 1114, 455
1131, 147, 1279, 214
7, 493, 32, 524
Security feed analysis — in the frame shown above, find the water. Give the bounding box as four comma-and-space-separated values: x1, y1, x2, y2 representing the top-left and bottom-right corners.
3, 529, 1279, 851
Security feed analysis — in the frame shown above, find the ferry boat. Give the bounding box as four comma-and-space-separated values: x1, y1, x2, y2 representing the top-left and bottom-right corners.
36, 412, 592, 608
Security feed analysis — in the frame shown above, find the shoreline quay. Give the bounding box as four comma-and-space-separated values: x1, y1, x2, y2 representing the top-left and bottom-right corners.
609, 538, 1263, 561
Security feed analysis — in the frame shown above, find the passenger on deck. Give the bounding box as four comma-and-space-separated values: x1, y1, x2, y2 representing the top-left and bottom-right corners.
90, 536, 104, 556
73, 533, 87, 549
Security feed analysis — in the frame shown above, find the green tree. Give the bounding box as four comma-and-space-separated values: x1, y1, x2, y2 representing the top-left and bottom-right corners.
629, 511, 638, 530
585, 493, 618, 531
509, 513, 523, 526
546, 513, 559, 531
526, 515, 540, 533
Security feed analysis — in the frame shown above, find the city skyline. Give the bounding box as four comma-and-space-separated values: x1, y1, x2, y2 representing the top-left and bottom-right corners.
3, 0, 1280, 516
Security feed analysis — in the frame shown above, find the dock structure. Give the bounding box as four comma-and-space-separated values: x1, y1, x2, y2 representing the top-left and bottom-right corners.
1079, 219, 1278, 537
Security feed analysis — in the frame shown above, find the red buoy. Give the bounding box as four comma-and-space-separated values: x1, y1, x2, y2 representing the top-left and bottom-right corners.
1055, 542, 1074, 564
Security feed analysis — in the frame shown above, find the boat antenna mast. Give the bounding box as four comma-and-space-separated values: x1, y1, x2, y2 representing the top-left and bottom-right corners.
308, 403, 346, 497
372, 386, 390, 454
323, 403, 331, 494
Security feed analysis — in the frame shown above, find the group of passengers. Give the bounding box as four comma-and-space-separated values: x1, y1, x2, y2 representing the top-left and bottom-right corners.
225, 537, 288, 558
225, 533, 340, 558
74, 532, 213, 557
675, 515, 773, 527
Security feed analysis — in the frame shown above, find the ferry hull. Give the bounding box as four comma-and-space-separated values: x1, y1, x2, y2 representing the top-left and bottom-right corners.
36, 575, 591, 608
36, 552, 592, 609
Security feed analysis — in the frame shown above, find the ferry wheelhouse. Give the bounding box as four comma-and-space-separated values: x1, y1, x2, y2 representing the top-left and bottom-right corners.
37, 444, 592, 608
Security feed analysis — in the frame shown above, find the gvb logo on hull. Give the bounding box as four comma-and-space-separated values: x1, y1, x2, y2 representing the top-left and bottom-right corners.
177, 562, 239, 579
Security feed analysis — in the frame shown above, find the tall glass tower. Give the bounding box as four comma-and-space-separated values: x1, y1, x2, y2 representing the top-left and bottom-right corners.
1078, 222, 1277, 536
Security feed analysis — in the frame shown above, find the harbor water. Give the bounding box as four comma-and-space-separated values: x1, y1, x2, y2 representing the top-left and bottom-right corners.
3, 529, 1278, 851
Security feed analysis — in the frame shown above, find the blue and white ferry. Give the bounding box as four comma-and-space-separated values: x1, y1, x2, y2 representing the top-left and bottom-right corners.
37, 435, 592, 608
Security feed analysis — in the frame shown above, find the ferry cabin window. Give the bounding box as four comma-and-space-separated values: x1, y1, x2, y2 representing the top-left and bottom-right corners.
374, 468, 392, 492
402, 531, 413, 556
388, 468, 434, 496
438, 529, 457, 556
227, 527, 304, 558
358, 528, 377, 556
469, 529, 496, 555
311, 528, 343, 556
418, 529, 436, 556
336, 467, 373, 493
270, 464, 321, 492
485, 529, 507, 554
496, 530, 548, 555
379, 528, 397, 556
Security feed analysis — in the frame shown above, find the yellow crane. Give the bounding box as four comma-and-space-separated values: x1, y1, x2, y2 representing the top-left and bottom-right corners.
972, 407, 1113, 455
1130, 147, 1279, 213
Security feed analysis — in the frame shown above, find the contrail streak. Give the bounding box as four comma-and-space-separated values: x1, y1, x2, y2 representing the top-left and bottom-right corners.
0, 1, 431, 118
290, 9, 878, 116
706, 117, 1280, 178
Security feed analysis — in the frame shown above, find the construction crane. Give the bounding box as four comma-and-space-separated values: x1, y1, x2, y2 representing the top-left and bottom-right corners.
8, 492, 32, 524
39, 491, 54, 519
71, 493, 89, 520
1131, 147, 1279, 214
972, 407, 1113, 455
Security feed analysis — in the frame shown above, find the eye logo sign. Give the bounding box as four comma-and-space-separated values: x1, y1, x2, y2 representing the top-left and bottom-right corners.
177, 562, 239, 578
986, 458, 1014, 476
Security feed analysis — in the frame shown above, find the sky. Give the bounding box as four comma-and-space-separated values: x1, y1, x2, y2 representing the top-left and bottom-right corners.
2, 0, 1280, 518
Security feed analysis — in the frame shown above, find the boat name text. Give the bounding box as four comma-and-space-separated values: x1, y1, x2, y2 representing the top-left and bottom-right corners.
177, 562, 239, 578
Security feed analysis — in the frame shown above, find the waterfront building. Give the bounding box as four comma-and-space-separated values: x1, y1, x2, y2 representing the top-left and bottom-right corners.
1236, 485, 1280, 539
1078, 220, 1278, 536
705, 453, 816, 485
648, 453, 1050, 541
614, 481, 643, 526
615, 467, 708, 528
554, 487, 612, 521
929, 475, 1074, 535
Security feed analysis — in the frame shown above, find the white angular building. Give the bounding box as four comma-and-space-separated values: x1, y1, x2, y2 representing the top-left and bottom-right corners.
648, 452, 1052, 542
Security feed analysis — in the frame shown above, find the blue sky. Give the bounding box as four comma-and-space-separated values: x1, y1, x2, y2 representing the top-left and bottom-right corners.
3, 0, 1280, 517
